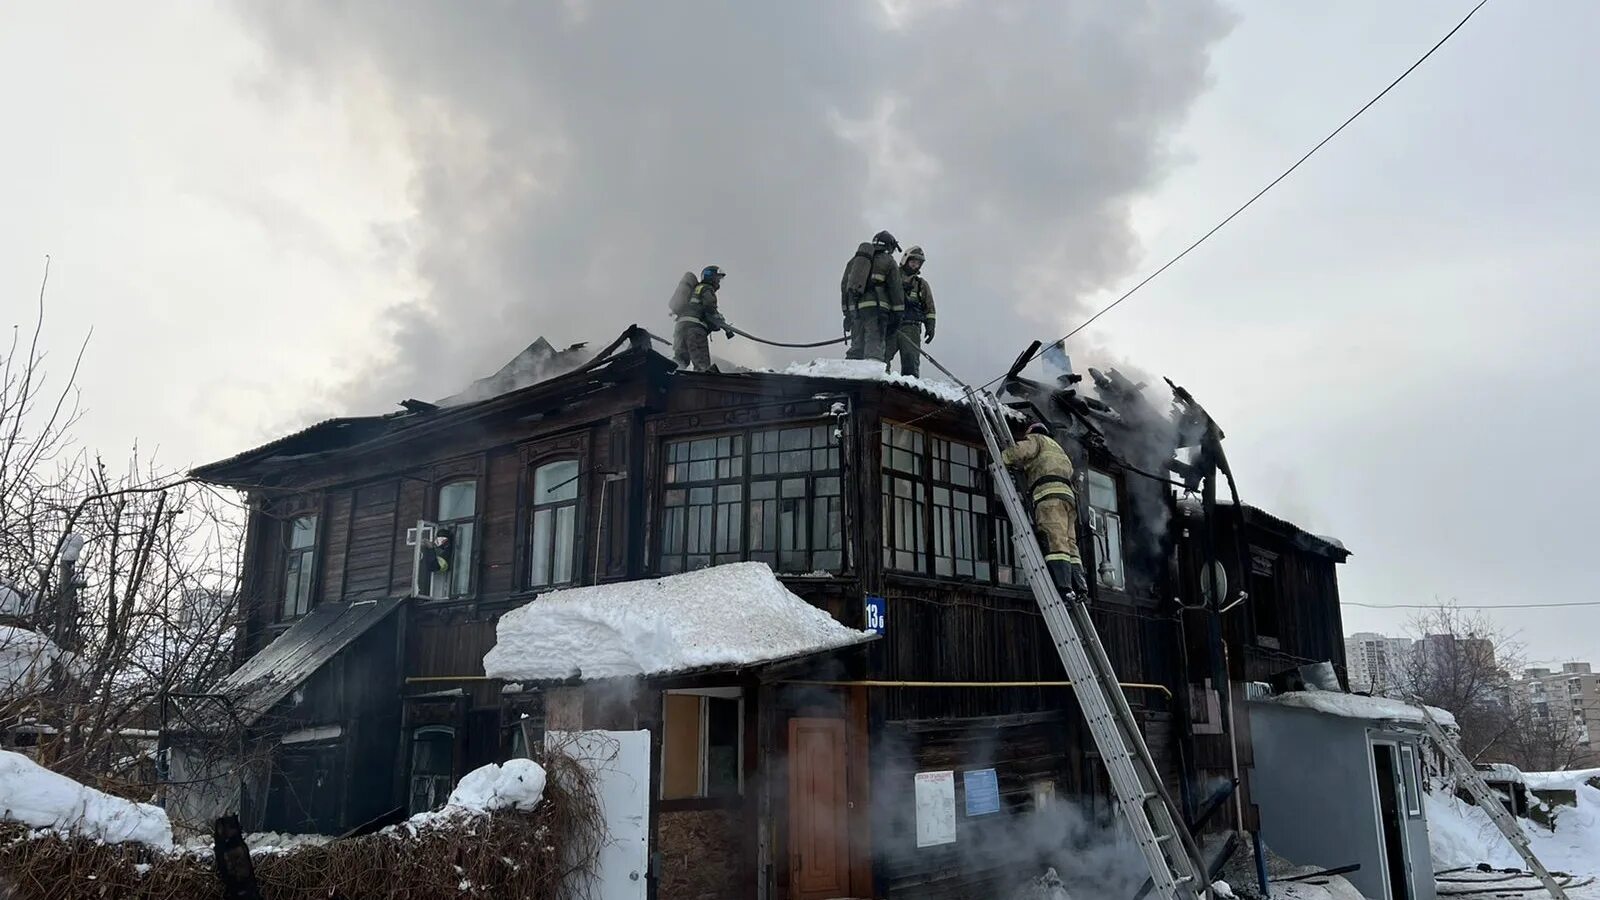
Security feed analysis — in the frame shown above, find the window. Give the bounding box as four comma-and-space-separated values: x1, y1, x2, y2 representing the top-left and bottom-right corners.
434, 480, 478, 598
658, 425, 843, 575
282, 514, 318, 620
1400, 744, 1421, 817
881, 423, 1015, 584
529, 460, 579, 588
408, 726, 455, 814
660, 690, 742, 800
1086, 470, 1125, 590
1249, 547, 1282, 645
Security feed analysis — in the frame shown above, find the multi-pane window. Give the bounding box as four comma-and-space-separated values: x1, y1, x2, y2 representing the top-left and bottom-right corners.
659, 425, 843, 575
881, 424, 1015, 584
282, 514, 318, 620
434, 480, 477, 598
1086, 469, 1125, 590
529, 460, 579, 588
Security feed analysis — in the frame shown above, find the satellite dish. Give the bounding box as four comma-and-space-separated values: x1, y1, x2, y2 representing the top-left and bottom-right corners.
1199, 561, 1228, 607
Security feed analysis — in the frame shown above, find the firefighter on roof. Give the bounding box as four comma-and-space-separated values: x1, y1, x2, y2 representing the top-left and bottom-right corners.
887, 244, 936, 377
1001, 421, 1088, 599
840, 231, 904, 362
671, 265, 734, 372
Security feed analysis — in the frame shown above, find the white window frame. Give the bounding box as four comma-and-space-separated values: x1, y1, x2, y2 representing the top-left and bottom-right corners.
1400, 743, 1422, 817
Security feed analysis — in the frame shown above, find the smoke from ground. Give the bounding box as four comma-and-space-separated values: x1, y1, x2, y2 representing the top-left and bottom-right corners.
232, 2, 1232, 414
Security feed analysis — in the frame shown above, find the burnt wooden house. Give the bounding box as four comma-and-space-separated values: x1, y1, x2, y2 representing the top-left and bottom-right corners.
180, 326, 1351, 900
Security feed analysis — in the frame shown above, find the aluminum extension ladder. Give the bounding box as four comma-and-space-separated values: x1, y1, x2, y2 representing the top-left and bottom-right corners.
967, 389, 1211, 900
1415, 705, 1570, 900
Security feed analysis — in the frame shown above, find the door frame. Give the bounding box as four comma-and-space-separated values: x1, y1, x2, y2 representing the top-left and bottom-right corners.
1367, 737, 1413, 900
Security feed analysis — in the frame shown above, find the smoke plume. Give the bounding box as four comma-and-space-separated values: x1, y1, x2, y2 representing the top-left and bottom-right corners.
232, 1, 1232, 413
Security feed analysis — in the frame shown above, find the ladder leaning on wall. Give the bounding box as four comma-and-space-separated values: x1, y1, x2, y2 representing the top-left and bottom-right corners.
966, 387, 1212, 900
1414, 704, 1570, 900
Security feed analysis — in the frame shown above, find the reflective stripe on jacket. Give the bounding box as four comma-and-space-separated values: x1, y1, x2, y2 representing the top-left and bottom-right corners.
999, 433, 1076, 504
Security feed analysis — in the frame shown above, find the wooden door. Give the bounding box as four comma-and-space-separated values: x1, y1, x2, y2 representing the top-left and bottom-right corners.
789, 717, 850, 900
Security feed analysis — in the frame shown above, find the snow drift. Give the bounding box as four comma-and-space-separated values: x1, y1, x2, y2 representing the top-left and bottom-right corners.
0, 750, 172, 849
483, 561, 873, 681
1426, 775, 1600, 876
0, 626, 73, 697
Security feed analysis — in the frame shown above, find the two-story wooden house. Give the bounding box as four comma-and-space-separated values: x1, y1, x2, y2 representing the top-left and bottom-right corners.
174, 326, 1351, 900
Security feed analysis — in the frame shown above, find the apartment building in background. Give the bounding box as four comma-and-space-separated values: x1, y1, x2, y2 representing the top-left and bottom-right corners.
1344, 631, 1413, 696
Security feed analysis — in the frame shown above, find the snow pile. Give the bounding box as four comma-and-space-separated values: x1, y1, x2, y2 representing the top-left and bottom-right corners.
0, 750, 173, 849
0, 626, 73, 696
446, 758, 546, 813
0, 581, 32, 617
1524, 768, 1600, 791
483, 562, 873, 681
179, 831, 333, 856
1426, 778, 1600, 875
1260, 690, 1458, 728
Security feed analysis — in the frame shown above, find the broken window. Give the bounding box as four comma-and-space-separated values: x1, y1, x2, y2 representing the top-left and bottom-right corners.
660, 689, 742, 800
282, 514, 318, 621
529, 460, 579, 588
408, 726, 456, 815
434, 480, 477, 599
1249, 547, 1281, 647
658, 426, 842, 575
1086, 470, 1125, 591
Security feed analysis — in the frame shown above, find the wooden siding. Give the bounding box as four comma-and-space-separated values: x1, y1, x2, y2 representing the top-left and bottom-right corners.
319, 491, 352, 606
344, 481, 398, 601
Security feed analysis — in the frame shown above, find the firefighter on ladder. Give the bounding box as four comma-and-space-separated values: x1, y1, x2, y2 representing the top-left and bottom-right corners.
1001, 421, 1090, 600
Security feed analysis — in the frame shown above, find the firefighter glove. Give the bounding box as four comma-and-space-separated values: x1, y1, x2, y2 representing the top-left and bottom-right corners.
924, 321, 936, 343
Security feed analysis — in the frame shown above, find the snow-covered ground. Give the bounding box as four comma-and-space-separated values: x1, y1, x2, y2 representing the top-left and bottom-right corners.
0, 749, 173, 849
484, 561, 873, 681
1427, 768, 1600, 899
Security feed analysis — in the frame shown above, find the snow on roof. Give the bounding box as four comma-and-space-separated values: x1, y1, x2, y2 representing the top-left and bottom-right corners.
774, 358, 1025, 418
483, 562, 874, 681
0, 750, 173, 849
1523, 767, 1600, 791
1, 626, 74, 697
1477, 763, 1524, 784
1314, 534, 1347, 552
1256, 690, 1458, 728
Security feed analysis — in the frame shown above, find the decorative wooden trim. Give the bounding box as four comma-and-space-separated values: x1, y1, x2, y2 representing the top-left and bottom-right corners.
512, 430, 593, 593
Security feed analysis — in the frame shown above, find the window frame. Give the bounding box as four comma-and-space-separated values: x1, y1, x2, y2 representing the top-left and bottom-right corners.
526, 457, 582, 591
879, 421, 1017, 586
659, 688, 744, 802
654, 422, 845, 576
432, 477, 481, 600
1399, 743, 1422, 818
280, 512, 320, 622
1085, 468, 1126, 592
408, 725, 457, 815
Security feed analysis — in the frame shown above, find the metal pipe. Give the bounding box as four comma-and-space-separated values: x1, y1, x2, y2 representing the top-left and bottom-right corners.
403, 675, 1174, 700
780, 678, 1172, 700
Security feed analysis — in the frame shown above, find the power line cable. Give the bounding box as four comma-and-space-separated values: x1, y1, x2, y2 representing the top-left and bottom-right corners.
1343, 600, 1600, 610
972, 0, 1492, 394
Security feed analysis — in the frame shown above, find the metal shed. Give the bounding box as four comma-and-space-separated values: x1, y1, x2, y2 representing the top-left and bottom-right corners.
1248, 691, 1440, 900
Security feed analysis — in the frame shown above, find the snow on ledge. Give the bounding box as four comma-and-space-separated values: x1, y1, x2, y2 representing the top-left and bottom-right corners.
0, 750, 173, 849
1523, 767, 1600, 791
1256, 690, 1458, 728
483, 562, 873, 681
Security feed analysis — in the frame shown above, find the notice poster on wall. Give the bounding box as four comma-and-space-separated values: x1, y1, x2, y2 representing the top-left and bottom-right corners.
914, 770, 958, 848
963, 768, 1001, 817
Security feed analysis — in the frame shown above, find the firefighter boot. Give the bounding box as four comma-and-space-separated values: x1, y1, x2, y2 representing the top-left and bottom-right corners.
1046, 560, 1079, 601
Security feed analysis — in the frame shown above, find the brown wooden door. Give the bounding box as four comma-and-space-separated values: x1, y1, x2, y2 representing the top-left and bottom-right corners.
789, 717, 850, 900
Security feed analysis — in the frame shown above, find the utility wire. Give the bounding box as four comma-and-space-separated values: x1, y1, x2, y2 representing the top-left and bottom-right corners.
974, 0, 1492, 394
1343, 600, 1600, 610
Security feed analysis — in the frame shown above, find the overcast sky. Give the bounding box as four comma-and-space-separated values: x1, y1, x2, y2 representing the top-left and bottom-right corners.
3, 2, 1595, 663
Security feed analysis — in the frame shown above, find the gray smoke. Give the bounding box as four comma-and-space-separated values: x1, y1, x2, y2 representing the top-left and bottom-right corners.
231, 2, 1233, 413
